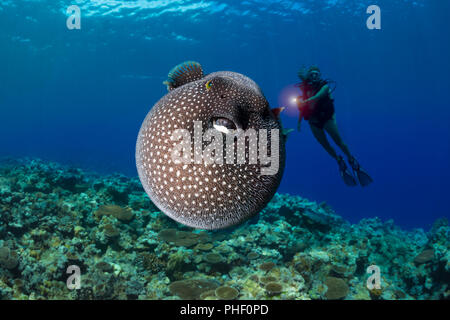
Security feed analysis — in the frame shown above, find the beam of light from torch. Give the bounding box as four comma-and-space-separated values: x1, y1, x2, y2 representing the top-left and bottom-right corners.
277, 84, 302, 117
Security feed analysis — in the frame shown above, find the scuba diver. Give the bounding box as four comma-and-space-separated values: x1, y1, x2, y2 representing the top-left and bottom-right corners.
295, 65, 373, 186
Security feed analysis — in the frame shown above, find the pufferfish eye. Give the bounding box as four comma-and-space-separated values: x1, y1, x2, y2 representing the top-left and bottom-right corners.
212, 117, 237, 134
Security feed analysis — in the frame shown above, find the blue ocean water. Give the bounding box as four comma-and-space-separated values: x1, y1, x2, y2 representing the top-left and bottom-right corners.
0, 0, 449, 230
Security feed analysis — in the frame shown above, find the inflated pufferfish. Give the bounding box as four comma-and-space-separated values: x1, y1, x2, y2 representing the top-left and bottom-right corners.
136, 61, 287, 230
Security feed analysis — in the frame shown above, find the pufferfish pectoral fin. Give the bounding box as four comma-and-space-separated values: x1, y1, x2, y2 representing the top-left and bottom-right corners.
271, 107, 285, 119
163, 61, 204, 91
282, 128, 295, 141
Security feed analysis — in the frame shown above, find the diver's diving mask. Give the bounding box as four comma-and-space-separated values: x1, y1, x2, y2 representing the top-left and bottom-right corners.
308, 70, 320, 82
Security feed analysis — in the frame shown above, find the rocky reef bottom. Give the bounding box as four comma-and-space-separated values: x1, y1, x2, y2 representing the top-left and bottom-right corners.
0, 157, 448, 300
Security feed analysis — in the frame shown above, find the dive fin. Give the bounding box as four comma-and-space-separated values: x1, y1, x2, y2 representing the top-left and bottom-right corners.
341, 170, 358, 187
337, 156, 357, 187
349, 156, 373, 187
163, 61, 204, 91
355, 167, 373, 186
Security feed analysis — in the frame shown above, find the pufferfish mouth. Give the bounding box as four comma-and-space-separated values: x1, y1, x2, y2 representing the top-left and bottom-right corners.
212, 117, 237, 134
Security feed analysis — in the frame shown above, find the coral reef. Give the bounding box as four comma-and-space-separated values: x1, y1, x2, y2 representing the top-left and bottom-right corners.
0, 247, 19, 270
265, 282, 283, 296
324, 277, 348, 300
0, 157, 448, 300
94, 205, 134, 222
215, 286, 239, 300
169, 279, 219, 299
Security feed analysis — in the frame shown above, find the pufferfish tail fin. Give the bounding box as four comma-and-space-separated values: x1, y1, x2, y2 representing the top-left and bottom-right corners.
163, 61, 204, 91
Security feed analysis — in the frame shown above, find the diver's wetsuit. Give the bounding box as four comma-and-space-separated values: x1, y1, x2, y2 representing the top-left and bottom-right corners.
299, 80, 335, 129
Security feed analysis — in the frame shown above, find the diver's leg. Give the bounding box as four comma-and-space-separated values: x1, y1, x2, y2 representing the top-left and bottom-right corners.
324, 116, 373, 186
324, 115, 353, 159
311, 119, 357, 186
309, 122, 338, 160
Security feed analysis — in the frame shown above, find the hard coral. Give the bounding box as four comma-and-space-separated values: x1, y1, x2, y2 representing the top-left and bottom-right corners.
259, 261, 275, 272
259, 276, 277, 285
369, 288, 383, 300
158, 229, 199, 247
140, 253, 165, 273
195, 243, 213, 251
0, 247, 9, 260
203, 253, 223, 264
158, 228, 177, 242
325, 277, 349, 300
329, 263, 352, 278
94, 205, 134, 222
249, 274, 259, 282
247, 252, 259, 260
414, 249, 435, 265
265, 282, 283, 296
0, 247, 19, 270
169, 279, 219, 300
103, 224, 120, 238
215, 286, 239, 300
200, 290, 217, 300
95, 261, 114, 273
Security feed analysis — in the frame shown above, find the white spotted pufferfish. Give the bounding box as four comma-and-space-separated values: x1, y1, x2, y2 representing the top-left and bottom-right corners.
136, 61, 290, 230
